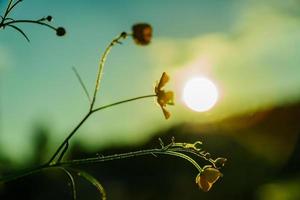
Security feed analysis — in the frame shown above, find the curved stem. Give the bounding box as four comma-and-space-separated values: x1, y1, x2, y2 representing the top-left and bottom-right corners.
59, 149, 202, 172
2, 20, 57, 31
174, 148, 217, 168
90, 32, 127, 110
58, 167, 77, 200
1, 146, 203, 184
159, 151, 203, 172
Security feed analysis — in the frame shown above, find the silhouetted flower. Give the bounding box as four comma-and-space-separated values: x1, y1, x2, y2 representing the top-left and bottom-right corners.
132, 23, 152, 45
56, 27, 66, 36
195, 166, 222, 192
155, 72, 174, 119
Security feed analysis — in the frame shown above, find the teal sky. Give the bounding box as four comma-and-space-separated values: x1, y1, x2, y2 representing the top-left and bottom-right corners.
1, 0, 300, 164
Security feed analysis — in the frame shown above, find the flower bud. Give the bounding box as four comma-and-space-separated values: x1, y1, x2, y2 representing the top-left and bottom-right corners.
195, 166, 222, 192
132, 23, 152, 45
46, 15, 53, 22
56, 27, 66, 36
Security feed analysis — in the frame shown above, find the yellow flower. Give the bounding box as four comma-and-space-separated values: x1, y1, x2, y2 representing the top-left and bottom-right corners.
195, 166, 222, 192
132, 23, 152, 45
155, 72, 174, 119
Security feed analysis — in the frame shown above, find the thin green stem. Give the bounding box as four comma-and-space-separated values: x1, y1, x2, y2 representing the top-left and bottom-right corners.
2, 0, 13, 21
0, 147, 202, 183
6, 0, 22, 15
159, 151, 203, 172
58, 149, 202, 172
90, 32, 127, 110
92, 94, 156, 113
48, 112, 92, 165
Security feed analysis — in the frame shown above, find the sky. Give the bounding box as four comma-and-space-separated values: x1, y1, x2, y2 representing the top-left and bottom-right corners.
1, 0, 300, 164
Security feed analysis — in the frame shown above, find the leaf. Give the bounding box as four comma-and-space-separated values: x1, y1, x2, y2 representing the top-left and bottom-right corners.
7, 24, 30, 42
77, 170, 107, 200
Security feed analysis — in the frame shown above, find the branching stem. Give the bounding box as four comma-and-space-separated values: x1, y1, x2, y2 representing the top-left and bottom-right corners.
0, 19, 57, 31
47, 94, 156, 165
47, 32, 139, 164
90, 32, 127, 110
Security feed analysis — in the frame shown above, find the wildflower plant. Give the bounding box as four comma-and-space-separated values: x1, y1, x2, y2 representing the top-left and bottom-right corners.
0, 1, 227, 198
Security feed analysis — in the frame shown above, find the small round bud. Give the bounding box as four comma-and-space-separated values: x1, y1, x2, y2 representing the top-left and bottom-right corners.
56, 27, 66, 36
132, 23, 152, 45
46, 16, 53, 22
120, 32, 127, 39
204, 153, 211, 159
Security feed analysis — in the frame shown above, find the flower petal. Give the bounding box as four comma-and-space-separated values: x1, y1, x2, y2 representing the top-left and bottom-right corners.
196, 173, 212, 192
157, 90, 174, 107
201, 167, 222, 184
157, 72, 169, 90
161, 107, 171, 119
164, 91, 174, 105
200, 177, 212, 192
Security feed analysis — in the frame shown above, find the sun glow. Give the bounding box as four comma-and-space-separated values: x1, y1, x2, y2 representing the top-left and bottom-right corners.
182, 77, 218, 112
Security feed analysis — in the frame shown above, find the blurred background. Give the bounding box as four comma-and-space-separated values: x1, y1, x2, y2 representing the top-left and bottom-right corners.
1, 0, 300, 199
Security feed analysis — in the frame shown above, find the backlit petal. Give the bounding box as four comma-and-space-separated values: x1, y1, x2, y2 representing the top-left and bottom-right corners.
157, 72, 169, 90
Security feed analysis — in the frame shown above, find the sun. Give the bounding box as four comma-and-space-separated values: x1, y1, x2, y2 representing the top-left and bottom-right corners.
182, 77, 218, 112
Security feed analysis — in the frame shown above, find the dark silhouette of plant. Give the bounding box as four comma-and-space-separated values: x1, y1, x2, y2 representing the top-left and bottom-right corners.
0, 0, 66, 42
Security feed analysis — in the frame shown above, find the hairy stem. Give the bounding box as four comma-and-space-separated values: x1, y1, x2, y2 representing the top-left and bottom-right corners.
61, 149, 203, 172
90, 32, 127, 110
1, 147, 202, 183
